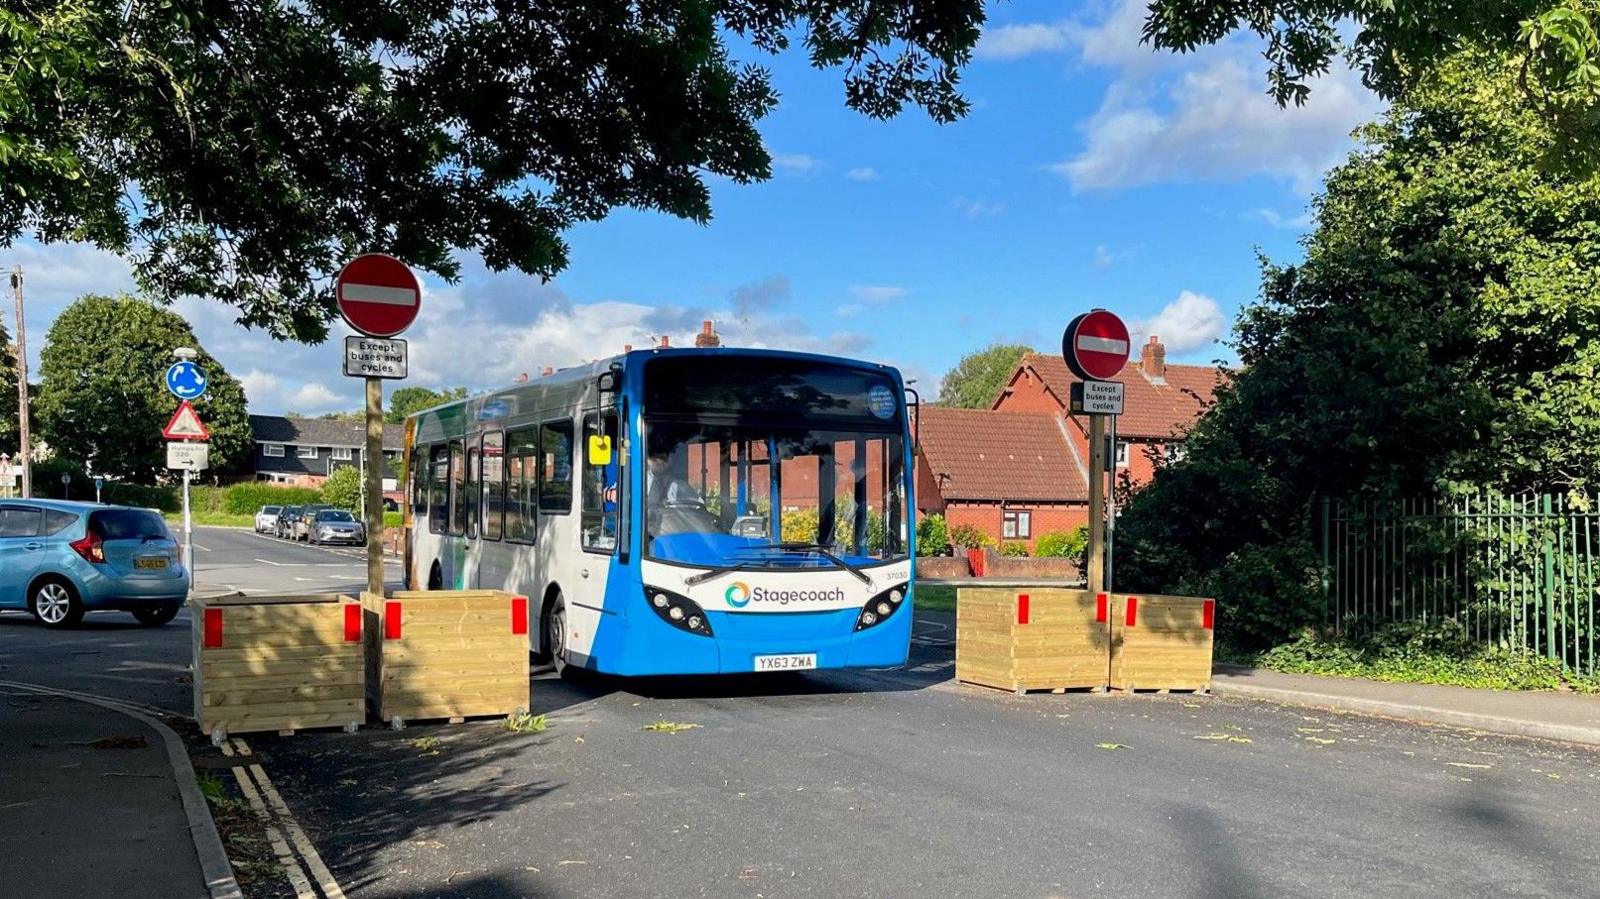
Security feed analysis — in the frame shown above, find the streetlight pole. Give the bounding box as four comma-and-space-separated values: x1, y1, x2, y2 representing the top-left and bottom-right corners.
8, 265, 31, 498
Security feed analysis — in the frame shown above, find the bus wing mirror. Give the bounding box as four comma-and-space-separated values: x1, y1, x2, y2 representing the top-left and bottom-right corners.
597, 371, 618, 392
587, 435, 614, 466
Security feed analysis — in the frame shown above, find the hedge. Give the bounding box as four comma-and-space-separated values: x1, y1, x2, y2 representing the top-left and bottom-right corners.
221, 483, 324, 515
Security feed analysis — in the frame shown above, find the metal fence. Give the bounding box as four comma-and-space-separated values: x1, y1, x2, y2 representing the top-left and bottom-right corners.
1321, 493, 1598, 675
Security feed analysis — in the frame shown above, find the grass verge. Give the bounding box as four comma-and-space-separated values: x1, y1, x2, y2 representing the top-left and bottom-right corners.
916, 583, 956, 614
195, 771, 286, 891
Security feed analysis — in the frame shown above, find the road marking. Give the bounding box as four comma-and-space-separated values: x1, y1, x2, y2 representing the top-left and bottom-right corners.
234, 739, 349, 899
193, 543, 211, 552
219, 741, 317, 899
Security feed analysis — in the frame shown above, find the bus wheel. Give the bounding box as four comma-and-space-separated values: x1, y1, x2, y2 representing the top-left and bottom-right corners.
427, 563, 443, 591
542, 594, 569, 677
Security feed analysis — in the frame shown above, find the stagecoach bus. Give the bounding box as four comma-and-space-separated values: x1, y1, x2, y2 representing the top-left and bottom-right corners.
402, 347, 917, 676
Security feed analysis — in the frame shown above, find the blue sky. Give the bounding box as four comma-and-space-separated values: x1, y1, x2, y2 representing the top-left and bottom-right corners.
5, 0, 1381, 415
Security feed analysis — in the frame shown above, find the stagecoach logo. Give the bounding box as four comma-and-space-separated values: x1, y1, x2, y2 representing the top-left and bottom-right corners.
722, 582, 848, 607
725, 581, 752, 608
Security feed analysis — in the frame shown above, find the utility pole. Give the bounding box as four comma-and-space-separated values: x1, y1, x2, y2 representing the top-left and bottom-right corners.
9, 265, 31, 498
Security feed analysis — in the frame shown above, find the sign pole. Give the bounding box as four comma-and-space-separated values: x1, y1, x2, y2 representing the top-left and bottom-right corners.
1106, 412, 1117, 592
182, 462, 193, 600
1087, 413, 1107, 593
11, 265, 31, 498
365, 375, 384, 597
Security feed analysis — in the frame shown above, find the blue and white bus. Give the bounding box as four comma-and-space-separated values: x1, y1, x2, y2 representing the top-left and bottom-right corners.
402, 348, 917, 676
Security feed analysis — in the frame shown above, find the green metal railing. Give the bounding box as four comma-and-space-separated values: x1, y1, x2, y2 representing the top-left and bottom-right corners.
1321, 493, 1598, 675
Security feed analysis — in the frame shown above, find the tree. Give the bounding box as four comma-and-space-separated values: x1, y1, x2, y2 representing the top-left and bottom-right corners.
320, 465, 362, 510
35, 295, 252, 481
1116, 50, 1600, 647
2, 2, 983, 341
937, 344, 1032, 409
1145, 0, 1600, 147
387, 386, 469, 424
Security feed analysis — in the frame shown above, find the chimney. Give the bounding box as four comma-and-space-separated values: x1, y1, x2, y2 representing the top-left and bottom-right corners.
694, 320, 720, 348
659, 335, 670, 348
540, 365, 554, 377
515, 372, 529, 383
1141, 336, 1166, 383
623, 343, 633, 353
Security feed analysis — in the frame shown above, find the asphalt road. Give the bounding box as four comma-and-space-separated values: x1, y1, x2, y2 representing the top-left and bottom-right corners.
2, 529, 1598, 898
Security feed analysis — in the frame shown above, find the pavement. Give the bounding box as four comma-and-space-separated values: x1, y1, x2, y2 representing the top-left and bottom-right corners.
2, 526, 1599, 898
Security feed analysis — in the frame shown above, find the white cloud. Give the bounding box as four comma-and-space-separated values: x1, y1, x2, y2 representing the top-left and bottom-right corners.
1250, 207, 1313, 230
1042, 0, 1381, 194
976, 22, 1072, 60
237, 369, 282, 405
836, 304, 863, 318
849, 285, 907, 304
1133, 290, 1226, 355
286, 382, 346, 413
845, 167, 879, 181
953, 196, 1007, 218
1092, 244, 1115, 269
771, 153, 820, 174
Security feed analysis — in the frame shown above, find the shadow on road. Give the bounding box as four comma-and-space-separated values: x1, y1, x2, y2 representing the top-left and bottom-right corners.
1169, 804, 1265, 899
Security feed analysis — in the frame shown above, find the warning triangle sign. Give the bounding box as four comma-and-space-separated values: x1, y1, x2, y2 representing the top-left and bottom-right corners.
163, 400, 211, 440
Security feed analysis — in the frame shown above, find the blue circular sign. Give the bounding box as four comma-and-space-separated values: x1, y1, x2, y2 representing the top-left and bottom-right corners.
165, 361, 209, 400
867, 384, 897, 420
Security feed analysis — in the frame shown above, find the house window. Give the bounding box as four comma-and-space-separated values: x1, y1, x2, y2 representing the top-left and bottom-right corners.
298, 446, 319, 459
1115, 442, 1129, 467
1002, 509, 1032, 539
263, 444, 285, 458
331, 447, 353, 461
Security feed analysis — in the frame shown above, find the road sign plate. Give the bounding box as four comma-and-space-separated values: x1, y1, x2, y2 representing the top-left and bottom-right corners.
336, 253, 421, 338
167, 442, 210, 471
164, 360, 209, 400
1071, 380, 1124, 415
1063, 309, 1131, 381
163, 401, 211, 440
343, 336, 408, 379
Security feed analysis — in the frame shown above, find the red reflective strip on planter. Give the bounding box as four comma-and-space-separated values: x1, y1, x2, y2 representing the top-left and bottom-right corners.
511, 597, 529, 635
384, 601, 403, 640
344, 603, 362, 642
202, 607, 223, 648
1017, 594, 1030, 625
1203, 599, 1216, 630
1125, 596, 1139, 627
1096, 593, 1108, 623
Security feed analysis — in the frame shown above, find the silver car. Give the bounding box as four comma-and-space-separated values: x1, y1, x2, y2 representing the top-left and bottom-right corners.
307, 509, 366, 546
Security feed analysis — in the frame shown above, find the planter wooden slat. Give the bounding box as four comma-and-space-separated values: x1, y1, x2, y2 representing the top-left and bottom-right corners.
954, 587, 1110, 693
362, 589, 531, 726
1109, 594, 1216, 693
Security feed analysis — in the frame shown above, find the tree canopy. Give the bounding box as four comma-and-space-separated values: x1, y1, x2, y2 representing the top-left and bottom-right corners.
2, 2, 983, 341
387, 385, 468, 424
938, 343, 1032, 409
36, 294, 252, 481
1116, 50, 1600, 647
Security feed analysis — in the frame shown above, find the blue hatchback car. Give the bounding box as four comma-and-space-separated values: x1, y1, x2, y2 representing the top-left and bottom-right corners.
0, 500, 189, 628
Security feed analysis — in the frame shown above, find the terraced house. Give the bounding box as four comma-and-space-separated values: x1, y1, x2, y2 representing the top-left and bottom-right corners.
247, 415, 403, 493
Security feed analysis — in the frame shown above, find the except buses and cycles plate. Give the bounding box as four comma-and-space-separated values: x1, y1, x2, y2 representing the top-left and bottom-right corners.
754, 653, 817, 672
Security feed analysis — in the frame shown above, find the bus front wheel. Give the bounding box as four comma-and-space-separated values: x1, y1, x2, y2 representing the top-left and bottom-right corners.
541, 594, 569, 676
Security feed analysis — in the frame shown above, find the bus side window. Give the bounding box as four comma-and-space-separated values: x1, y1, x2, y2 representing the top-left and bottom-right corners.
466, 442, 481, 539
482, 431, 504, 541
449, 439, 466, 536
538, 419, 573, 514
581, 410, 619, 553
505, 428, 537, 542
428, 445, 449, 534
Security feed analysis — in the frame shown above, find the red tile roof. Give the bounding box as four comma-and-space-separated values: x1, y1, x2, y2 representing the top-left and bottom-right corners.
916, 406, 1087, 503
1001, 353, 1224, 440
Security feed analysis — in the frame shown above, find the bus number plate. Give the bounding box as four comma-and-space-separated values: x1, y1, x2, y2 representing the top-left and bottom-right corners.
754, 653, 816, 672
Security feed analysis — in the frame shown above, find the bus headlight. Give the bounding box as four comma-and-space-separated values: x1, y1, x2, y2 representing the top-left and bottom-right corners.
643, 587, 713, 637
856, 583, 909, 632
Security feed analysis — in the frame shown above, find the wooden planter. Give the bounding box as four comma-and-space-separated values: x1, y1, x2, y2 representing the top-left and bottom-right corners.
955, 587, 1110, 693
362, 590, 531, 726
192, 593, 366, 740
1109, 594, 1216, 693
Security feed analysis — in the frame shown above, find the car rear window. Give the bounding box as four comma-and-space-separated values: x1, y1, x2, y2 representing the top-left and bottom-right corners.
90, 509, 170, 541
263, 505, 282, 514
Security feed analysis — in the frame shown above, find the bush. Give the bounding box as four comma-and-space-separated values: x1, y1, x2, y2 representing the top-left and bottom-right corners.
781, 508, 819, 544
949, 523, 993, 550
915, 513, 950, 556
383, 510, 403, 529
1033, 527, 1088, 559
320, 466, 362, 510
221, 483, 322, 515
999, 541, 1029, 557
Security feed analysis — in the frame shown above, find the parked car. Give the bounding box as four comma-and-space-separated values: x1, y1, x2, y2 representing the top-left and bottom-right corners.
254, 505, 282, 534
294, 504, 333, 541
274, 505, 303, 539
307, 509, 366, 546
0, 500, 188, 628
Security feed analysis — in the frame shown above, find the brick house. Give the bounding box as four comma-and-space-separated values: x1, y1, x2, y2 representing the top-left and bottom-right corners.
248, 415, 403, 493
914, 336, 1223, 550
913, 406, 1090, 552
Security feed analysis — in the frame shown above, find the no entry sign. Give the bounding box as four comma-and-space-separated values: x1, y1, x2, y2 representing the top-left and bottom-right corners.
336, 253, 421, 338
1062, 309, 1130, 382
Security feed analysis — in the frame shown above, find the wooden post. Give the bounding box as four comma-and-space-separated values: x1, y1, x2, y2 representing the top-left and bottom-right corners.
365, 377, 384, 596
1087, 413, 1107, 592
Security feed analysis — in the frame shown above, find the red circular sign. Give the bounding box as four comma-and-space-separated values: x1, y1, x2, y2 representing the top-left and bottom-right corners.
335, 253, 421, 338
1062, 309, 1131, 381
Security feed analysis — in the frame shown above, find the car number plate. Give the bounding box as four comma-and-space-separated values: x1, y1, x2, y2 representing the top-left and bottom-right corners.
134, 557, 169, 570
754, 653, 817, 672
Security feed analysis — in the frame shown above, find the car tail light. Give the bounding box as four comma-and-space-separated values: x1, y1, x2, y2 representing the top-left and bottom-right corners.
70, 533, 106, 563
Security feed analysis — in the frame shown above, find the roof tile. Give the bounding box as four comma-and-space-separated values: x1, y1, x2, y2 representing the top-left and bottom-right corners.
916, 406, 1086, 503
